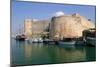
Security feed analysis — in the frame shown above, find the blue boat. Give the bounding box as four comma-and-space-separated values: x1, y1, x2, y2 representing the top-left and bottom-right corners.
58, 38, 76, 47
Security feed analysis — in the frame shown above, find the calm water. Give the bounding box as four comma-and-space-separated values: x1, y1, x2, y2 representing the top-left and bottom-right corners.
11, 39, 96, 66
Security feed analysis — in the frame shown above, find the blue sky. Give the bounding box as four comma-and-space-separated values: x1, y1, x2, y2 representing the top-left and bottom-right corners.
11, 1, 96, 33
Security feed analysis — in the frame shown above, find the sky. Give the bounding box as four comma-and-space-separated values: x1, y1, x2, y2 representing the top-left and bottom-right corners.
11, 0, 96, 34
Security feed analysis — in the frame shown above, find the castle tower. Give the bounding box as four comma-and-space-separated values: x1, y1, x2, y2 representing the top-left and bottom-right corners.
24, 19, 33, 38
49, 13, 95, 40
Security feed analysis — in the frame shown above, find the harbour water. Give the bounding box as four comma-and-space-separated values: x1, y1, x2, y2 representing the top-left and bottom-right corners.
11, 38, 96, 66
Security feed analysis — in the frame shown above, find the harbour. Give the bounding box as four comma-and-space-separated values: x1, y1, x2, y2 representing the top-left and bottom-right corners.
11, 13, 96, 66
14, 28, 96, 47
11, 38, 96, 66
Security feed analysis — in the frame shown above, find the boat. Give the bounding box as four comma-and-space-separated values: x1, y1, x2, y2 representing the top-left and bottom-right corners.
43, 39, 55, 44
15, 26, 26, 41
15, 34, 26, 41
85, 37, 96, 46
75, 41, 85, 46
31, 38, 43, 43
58, 38, 76, 47
58, 41, 76, 45
75, 37, 85, 46
32, 38, 38, 43
83, 28, 96, 46
38, 38, 43, 43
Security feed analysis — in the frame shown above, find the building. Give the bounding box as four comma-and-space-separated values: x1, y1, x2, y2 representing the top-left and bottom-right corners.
24, 19, 33, 38
24, 13, 95, 40
32, 20, 49, 38
24, 19, 49, 38
49, 13, 95, 40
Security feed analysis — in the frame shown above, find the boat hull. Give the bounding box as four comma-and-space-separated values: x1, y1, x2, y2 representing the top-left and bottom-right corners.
75, 41, 85, 46
15, 38, 25, 41
86, 37, 96, 46
15, 34, 26, 41
58, 41, 76, 48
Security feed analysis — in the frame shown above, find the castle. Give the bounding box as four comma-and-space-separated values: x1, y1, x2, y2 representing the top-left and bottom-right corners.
24, 13, 95, 40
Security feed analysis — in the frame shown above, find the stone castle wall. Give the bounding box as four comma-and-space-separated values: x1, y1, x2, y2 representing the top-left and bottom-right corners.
49, 13, 95, 40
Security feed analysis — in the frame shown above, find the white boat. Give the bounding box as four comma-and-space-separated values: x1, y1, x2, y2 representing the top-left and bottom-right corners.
31, 38, 43, 43
26, 38, 34, 43
32, 38, 39, 43
38, 38, 43, 43
25, 38, 43, 43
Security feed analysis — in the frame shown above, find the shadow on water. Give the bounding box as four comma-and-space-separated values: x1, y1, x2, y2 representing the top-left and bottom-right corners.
11, 39, 96, 66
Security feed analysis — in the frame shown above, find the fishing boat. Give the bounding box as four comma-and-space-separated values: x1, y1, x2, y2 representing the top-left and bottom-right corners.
86, 37, 96, 46
58, 38, 76, 47
25, 38, 43, 43
15, 34, 26, 41
75, 37, 85, 46
32, 38, 38, 43
15, 26, 26, 41
43, 39, 55, 44
38, 38, 43, 43
31, 38, 43, 43
83, 28, 96, 46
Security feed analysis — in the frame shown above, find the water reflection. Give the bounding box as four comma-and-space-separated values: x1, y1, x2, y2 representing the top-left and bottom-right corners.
11, 39, 95, 66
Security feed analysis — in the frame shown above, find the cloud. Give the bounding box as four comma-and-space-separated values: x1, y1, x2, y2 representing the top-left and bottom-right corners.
33, 19, 38, 21
54, 11, 65, 17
